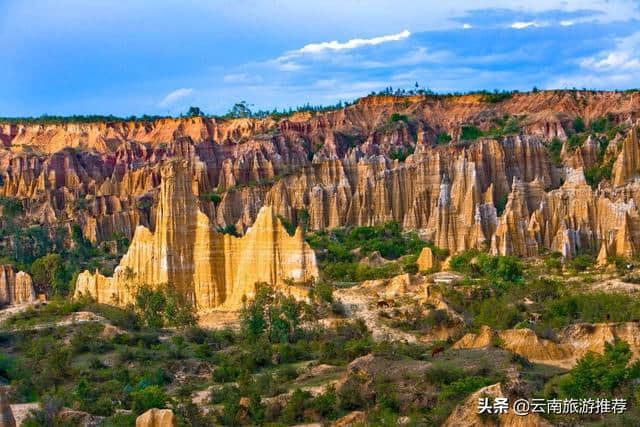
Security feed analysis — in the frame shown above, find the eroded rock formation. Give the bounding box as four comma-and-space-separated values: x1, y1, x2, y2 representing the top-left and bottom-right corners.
444, 383, 552, 427
453, 323, 640, 369
74, 161, 318, 311
1, 91, 640, 261
0, 266, 35, 306
136, 408, 177, 427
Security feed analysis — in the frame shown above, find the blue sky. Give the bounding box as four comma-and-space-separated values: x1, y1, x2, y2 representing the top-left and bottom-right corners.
1, 0, 640, 117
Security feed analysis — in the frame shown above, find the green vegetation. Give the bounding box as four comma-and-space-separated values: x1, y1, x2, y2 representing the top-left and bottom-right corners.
573, 116, 586, 133
437, 132, 452, 144
481, 91, 514, 103
389, 145, 415, 162
546, 340, 640, 398
389, 113, 409, 123
457, 116, 522, 142
449, 250, 524, 285
307, 221, 447, 281
217, 224, 241, 237
495, 193, 508, 216
460, 125, 483, 141
540, 292, 640, 329
585, 159, 614, 188
566, 133, 587, 150
135, 285, 197, 329
547, 137, 563, 166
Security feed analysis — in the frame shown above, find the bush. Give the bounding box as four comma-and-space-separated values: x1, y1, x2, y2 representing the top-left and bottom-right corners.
547, 137, 563, 165
549, 340, 640, 398
131, 385, 168, 414
425, 362, 465, 386
135, 285, 196, 329
311, 386, 338, 419
568, 254, 595, 272
573, 117, 586, 133
437, 132, 452, 144
472, 297, 522, 330
541, 292, 640, 328
389, 113, 409, 123
460, 125, 483, 140
438, 376, 494, 402
281, 388, 312, 424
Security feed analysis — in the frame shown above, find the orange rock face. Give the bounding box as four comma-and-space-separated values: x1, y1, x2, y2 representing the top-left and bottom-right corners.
1, 91, 640, 261
74, 161, 318, 311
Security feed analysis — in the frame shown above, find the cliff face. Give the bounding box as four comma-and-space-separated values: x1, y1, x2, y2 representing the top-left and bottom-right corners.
0, 266, 35, 306
74, 161, 318, 311
2, 91, 640, 260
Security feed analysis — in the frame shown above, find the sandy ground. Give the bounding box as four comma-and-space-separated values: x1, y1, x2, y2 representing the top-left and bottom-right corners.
10, 403, 39, 426
334, 287, 418, 343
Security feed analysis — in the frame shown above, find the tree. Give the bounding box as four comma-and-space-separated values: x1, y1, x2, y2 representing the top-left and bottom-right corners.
30, 253, 69, 295
135, 286, 167, 329
186, 106, 204, 117
553, 340, 640, 398
226, 101, 252, 118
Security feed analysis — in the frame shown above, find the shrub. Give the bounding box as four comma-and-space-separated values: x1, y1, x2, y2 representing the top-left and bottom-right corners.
425, 362, 465, 385
208, 193, 222, 204
438, 376, 494, 402
482, 91, 513, 103
541, 292, 640, 327
281, 388, 312, 424
472, 297, 522, 330
573, 117, 586, 133
437, 132, 452, 144
547, 137, 563, 165
460, 125, 483, 140
217, 224, 240, 237
568, 254, 595, 272
550, 340, 640, 398
495, 194, 508, 216
389, 113, 409, 123
311, 386, 338, 419
131, 385, 168, 414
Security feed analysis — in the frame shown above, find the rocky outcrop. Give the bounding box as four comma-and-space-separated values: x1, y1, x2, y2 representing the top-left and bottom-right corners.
416, 247, 437, 271
0, 266, 35, 307
613, 127, 640, 186
453, 323, 640, 369
444, 383, 552, 427
136, 408, 177, 427
1, 91, 640, 261
0, 387, 15, 427
74, 161, 318, 311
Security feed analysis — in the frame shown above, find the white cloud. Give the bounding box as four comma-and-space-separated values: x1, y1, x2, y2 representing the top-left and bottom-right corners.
510, 21, 539, 29
158, 88, 193, 107
550, 31, 640, 89
281, 30, 411, 60
463, 23, 472, 29
277, 61, 304, 71
579, 32, 640, 71
560, 20, 575, 26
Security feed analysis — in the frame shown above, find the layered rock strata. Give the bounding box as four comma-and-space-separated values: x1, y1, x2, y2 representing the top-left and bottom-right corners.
1, 91, 640, 261
74, 161, 318, 311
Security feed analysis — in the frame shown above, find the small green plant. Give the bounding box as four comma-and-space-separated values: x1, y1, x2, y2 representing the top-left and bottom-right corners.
437, 132, 452, 144
460, 125, 483, 140
389, 113, 409, 123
